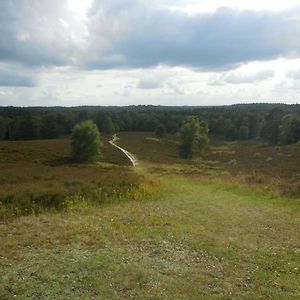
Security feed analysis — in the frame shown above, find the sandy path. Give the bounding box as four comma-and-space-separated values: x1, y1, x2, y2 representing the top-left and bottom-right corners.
109, 134, 137, 167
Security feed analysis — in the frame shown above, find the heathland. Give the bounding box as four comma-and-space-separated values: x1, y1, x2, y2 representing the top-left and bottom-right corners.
1, 128, 299, 299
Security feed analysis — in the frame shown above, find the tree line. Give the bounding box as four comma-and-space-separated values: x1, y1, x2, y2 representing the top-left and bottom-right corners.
0, 104, 299, 146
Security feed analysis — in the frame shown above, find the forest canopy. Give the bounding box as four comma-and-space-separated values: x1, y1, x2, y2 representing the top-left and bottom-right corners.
0, 104, 299, 145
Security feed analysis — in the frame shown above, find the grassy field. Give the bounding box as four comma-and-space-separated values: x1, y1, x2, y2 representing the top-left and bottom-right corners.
119, 132, 300, 198
1, 132, 300, 299
0, 136, 157, 218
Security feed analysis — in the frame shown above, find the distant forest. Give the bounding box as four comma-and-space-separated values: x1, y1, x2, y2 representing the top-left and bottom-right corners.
0, 103, 300, 145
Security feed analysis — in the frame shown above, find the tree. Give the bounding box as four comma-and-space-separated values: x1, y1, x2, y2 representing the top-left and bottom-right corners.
179, 116, 209, 159
41, 114, 66, 139
155, 123, 166, 138
238, 125, 249, 140
20, 115, 41, 140
279, 114, 300, 144
225, 125, 238, 141
102, 116, 115, 135
71, 120, 102, 163
260, 108, 283, 144
0, 117, 7, 140
247, 113, 259, 139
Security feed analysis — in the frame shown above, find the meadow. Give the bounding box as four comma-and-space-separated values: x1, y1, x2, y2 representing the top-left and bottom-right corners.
0, 137, 159, 218
0, 132, 299, 299
118, 132, 300, 198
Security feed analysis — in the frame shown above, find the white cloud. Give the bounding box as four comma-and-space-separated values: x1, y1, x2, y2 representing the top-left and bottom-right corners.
168, 0, 300, 14
287, 69, 300, 80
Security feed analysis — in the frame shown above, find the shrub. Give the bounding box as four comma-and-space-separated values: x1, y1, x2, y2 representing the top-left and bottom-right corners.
155, 124, 166, 138
71, 120, 102, 163
179, 116, 209, 159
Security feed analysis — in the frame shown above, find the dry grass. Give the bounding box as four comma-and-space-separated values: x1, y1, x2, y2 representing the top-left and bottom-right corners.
118, 132, 300, 198
0, 137, 159, 218
204, 139, 300, 198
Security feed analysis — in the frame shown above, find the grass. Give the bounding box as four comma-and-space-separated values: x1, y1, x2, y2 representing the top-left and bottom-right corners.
118, 132, 300, 198
0, 137, 158, 218
1, 175, 299, 299
0, 132, 300, 298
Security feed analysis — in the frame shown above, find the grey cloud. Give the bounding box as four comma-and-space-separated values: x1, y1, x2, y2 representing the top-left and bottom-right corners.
137, 77, 164, 89
225, 70, 274, 84
86, 1, 300, 70
0, 66, 36, 87
166, 81, 185, 95
0, 0, 82, 67
208, 69, 274, 85
137, 75, 185, 95
2, 0, 300, 72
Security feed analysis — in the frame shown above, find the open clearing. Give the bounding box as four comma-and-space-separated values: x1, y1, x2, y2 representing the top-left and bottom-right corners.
0, 133, 300, 299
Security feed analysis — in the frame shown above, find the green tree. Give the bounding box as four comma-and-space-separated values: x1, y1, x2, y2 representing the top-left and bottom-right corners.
102, 116, 115, 135
260, 108, 283, 144
41, 114, 66, 139
0, 117, 7, 140
20, 115, 41, 140
225, 125, 238, 141
71, 120, 102, 163
155, 123, 166, 138
238, 125, 249, 140
279, 114, 300, 144
247, 113, 259, 139
179, 116, 209, 159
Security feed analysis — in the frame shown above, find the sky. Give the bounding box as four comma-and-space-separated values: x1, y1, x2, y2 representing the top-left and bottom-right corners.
0, 0, 300, 106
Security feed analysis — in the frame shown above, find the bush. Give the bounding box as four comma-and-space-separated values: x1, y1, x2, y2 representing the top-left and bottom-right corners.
71, 120, 102, 163
179, 116, 209, 159
155, 124, 166, 138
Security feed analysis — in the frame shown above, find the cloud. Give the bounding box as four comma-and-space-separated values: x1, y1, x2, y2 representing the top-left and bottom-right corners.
208, 69, 274, 85
1, 0, 300, 72
0, 64, 36, 87
85, 1, 300, 70
166, 81, 185, 95
0, 0, 86, 67
1, 0, 300, 106
0, 72, 36, 87
274, 79, 300, 92
286, 69, 300, 80
136, 69, 185, 94
137, 76, 165, 89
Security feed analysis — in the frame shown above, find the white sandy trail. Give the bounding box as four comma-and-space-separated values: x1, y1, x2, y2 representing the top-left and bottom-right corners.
109, 134, 137, 167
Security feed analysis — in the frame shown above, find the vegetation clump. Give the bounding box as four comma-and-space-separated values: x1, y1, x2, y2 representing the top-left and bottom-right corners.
179, 116, 209, 159
71, 120, 102, 163
155, 123, 167, 138
102, 116, 115, 135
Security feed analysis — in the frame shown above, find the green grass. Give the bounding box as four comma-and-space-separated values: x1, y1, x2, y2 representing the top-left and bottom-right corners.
0, 132, 300, 299
1, 175, 299, 299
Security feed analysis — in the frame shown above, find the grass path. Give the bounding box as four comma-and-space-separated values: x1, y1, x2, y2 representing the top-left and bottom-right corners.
1, 173, 299, 299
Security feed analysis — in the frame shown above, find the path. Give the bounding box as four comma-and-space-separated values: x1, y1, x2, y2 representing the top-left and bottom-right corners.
109, 134, 137, 167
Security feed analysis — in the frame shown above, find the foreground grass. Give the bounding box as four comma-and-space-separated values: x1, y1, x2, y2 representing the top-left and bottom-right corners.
1, 175, 299, 299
